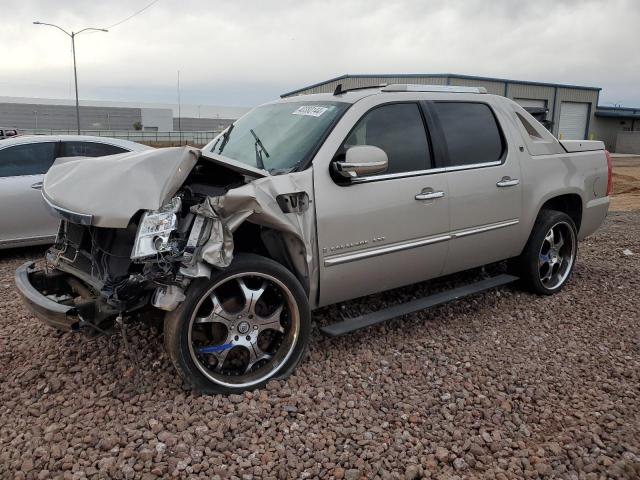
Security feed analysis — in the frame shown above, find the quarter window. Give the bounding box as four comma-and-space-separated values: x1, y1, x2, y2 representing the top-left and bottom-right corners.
60, 141, 128, 157
431, 102, 505, 166
343, 103, 431, 175
0, 142, 57, 177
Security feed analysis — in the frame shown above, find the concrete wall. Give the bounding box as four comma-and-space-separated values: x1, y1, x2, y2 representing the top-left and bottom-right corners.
173, 117, 233, 131
141, 108, 173, 131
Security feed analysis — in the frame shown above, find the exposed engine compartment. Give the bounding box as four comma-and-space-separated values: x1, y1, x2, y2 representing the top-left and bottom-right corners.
45, 158, 250, 316
32, 146, 318, 333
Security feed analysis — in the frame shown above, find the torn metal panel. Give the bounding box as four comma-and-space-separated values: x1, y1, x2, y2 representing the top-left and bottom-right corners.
190, 199, 236, 268
200, 151, 269, 179
43, 147, 199, 228
197, 170, 319, 302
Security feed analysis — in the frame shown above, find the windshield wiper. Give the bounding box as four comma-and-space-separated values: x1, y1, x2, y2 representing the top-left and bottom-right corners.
217, 123, 234, 153
250, 128, 270, 171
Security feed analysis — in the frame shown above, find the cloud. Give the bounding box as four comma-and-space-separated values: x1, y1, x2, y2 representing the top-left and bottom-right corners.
1, 0, 638, 106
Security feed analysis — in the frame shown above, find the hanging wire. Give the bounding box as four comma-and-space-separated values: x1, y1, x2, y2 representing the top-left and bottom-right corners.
105, 0, 162, 30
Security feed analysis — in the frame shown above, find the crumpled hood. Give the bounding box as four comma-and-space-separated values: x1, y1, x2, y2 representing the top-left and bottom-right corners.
43, 146, 199, 228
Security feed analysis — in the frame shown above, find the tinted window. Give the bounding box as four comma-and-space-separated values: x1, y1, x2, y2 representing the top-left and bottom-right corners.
0, 142, 57, 177
432, 102, 504, 166
343, 103, 430, 175
60, 141, 128, 157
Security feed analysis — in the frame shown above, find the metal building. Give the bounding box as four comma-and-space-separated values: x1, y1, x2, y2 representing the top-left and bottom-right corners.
0, 101, 147, 131
0, 96, 250, 133
591, 106, 640, 152
281, 73, 602, 141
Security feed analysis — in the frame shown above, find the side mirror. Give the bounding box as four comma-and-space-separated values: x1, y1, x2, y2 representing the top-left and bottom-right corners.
333, 145, 388, 179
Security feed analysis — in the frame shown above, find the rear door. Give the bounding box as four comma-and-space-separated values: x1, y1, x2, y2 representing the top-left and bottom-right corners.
0, 141, 60, 246
425, 100, 523, 275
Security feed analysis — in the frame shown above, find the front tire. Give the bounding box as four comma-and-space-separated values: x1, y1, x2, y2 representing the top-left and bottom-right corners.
515, 210, 578, 295
164, 254, 310, 394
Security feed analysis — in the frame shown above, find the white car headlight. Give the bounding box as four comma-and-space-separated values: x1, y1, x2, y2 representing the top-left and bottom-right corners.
131, 197, 181, 260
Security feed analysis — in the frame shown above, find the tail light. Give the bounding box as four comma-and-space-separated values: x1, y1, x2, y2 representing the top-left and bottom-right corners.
605, 150, 613, 196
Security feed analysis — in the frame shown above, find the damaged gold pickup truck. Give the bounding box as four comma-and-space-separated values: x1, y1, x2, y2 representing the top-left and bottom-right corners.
15, 84, 611, 393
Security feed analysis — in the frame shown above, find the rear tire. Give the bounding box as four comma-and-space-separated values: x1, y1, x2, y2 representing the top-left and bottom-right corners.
514, 210, 578, 295
164, 254, 310, 394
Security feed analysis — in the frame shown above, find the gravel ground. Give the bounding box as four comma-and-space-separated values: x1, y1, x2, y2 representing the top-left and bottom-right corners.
1, 212, 639, 480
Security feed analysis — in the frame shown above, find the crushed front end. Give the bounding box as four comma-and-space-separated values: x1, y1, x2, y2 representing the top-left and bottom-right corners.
15, 191, 212, 332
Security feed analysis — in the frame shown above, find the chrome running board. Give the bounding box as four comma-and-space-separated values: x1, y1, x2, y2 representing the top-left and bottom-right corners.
320, 274, 518, 337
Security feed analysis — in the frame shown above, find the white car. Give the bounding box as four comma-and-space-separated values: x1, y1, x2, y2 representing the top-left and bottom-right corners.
0, 135, 151, 249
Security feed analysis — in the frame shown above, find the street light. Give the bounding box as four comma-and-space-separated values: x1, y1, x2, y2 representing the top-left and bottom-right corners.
33, 21, 108, 134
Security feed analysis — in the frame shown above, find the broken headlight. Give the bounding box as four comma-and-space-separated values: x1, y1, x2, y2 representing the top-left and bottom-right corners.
131, 197, 181, 260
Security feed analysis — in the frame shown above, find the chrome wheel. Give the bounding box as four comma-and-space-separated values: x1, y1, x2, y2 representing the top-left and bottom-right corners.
538, 221, 576, 290
187, 272, 300, 388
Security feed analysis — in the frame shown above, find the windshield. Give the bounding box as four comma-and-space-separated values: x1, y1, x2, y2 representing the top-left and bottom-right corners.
203, 101, 349, 172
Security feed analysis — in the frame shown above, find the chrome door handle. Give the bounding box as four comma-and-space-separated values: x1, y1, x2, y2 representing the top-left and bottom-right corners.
31, 181, 43, 190
496, 177, 520, 188
415, 190, 445, 201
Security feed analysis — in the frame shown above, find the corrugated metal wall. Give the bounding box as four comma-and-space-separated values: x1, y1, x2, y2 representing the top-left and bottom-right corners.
615, 131, 640, 154
0, 102, 142, 130
449, 78, 504, 95
284, 75, 600, 139
292, 76, 448, 95
507, 84, 555, 120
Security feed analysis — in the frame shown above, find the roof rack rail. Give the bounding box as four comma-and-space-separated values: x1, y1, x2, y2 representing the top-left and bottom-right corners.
333, 83, 388, 95
381, 84, 487, 94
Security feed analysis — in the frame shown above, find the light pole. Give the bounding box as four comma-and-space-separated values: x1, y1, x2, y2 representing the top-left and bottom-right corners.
33, 21, 108, 134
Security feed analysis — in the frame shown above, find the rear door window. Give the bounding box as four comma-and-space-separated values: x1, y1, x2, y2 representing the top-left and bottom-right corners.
60, 141, 128, 157
0, 142, 57, 177
431, 102, 505, 167
342, 103, 431, 175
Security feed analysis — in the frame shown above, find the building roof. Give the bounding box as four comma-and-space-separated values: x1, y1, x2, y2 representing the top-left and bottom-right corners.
281, 73, 602, 97
595, 105, 640, 119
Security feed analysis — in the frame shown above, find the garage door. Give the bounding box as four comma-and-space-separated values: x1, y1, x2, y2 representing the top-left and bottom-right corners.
559, 102, 589, 140
514, 98, 547, 109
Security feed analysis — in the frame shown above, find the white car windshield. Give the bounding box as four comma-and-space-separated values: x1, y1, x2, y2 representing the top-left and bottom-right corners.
203, 101, 349, 173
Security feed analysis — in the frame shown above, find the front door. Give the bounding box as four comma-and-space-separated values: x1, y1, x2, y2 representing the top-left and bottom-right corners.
425, 101, 523, 275
314, 101, 450, 307
0, 141, 60, 246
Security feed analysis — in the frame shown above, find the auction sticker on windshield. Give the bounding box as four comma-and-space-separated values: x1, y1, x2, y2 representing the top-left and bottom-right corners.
292, 105, 330, 117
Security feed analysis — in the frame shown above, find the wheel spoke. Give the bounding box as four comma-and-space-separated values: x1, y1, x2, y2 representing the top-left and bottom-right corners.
246, 343, 272, 372
196, 342, 233, 372
237, 278, 267, 316
194, 293, 234, 324
255, 305, 285, 333
554, 230, 564, 250
544, 228, 555, 246
538, 252, 550, 268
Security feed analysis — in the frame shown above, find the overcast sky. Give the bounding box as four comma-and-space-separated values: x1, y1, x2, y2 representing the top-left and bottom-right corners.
1, 0, 639, 107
